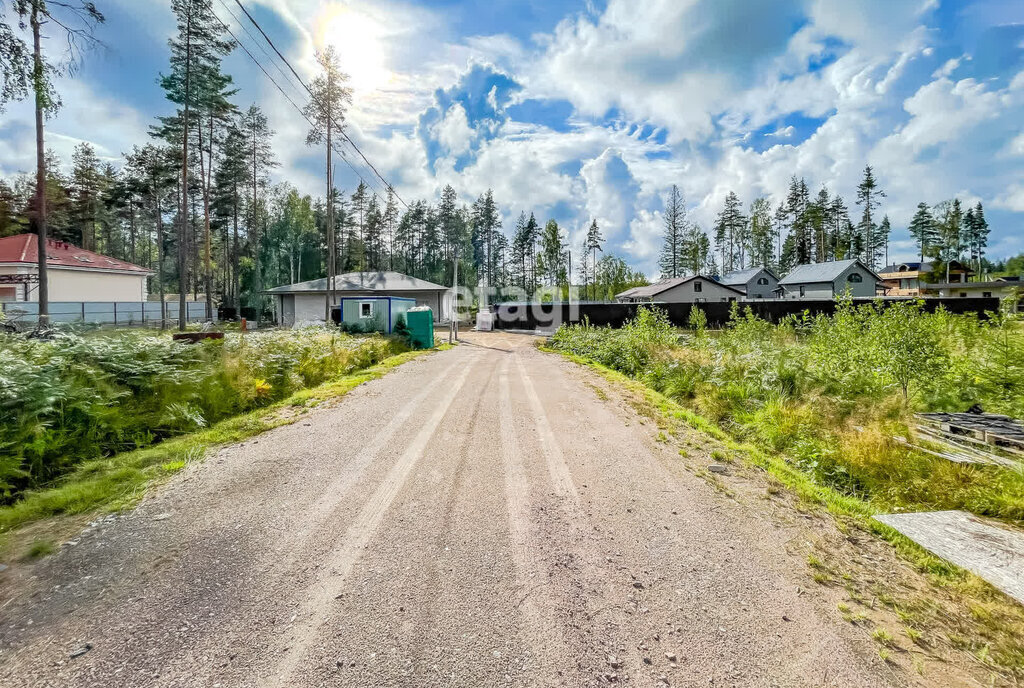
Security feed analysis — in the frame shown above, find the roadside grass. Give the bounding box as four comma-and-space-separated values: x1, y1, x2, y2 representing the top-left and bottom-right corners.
548, 347, 1024, 682
0, 347, 441, 559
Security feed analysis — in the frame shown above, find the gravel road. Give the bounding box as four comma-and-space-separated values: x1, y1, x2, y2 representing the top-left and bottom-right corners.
0, 332, 898, 687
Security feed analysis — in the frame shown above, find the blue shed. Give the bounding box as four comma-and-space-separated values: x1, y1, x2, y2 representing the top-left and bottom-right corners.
339, 296, 416, 333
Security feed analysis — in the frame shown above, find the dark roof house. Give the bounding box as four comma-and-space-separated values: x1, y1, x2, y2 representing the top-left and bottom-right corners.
267, 271, 452, 326
778, 259, 882, 299
615, 275, 744, 303
719, 267, 780, 299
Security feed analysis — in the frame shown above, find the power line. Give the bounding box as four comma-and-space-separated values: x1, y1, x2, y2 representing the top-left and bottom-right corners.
207, 1, 391, 206
229, 0, 409, 210
214, 0, 304, 105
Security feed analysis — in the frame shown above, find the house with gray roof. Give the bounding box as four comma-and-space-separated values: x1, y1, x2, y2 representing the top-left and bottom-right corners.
615, 275, 744, 303
778, 259, 882, 299
267, 271, 451, 326
718, 267, 780, 300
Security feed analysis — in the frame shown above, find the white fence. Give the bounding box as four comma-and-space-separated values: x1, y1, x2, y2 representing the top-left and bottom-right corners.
1, 301, 210, 327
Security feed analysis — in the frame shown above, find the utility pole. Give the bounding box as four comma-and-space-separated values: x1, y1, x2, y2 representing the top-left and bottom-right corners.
566, 249, 572, 304
450, 245, 459, 343
30, 3, 49, 327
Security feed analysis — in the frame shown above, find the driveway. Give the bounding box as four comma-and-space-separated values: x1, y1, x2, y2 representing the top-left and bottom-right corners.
0, 332, 894, 687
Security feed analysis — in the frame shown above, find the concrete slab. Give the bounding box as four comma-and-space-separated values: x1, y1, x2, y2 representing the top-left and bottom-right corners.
875, 510, 1024, 605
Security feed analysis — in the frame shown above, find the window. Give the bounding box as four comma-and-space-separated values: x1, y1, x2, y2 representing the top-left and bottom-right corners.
693, 281, 702, 293
847, 273, 863, 283
960, 292, 967, 298
983, 292, 992, 298
360, 302, 374, 318
757, 277, 769, 286
799, 286, 806, 297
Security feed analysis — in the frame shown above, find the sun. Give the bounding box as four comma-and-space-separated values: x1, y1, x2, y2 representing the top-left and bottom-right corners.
312, 5, 393, 95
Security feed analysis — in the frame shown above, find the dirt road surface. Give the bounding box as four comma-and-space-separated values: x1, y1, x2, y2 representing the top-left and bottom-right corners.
0, 332, 898, 687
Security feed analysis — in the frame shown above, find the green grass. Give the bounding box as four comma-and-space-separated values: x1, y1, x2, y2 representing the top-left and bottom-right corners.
26, 539, 56, 559
0, 346, 438, 552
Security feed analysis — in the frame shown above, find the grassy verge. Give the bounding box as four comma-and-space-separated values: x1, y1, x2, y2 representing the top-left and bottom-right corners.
0, 346, 441, 558
548, 347, 1024, 682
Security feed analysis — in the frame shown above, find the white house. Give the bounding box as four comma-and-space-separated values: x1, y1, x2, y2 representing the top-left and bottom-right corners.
0, 234, 151, 303
267, 271, 452, 327
718, 267, 780, 300
616, 275, 745, 303
778, 259, 882, 299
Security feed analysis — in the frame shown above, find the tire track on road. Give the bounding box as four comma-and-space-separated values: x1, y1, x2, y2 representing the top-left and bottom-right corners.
263, 351, 482, 687
498, 356, 572, 678
511, 351, 645, 685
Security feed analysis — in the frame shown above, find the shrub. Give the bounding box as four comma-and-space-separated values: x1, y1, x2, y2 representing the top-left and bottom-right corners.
0, 327, 404, 501
548, 300, 1024, 519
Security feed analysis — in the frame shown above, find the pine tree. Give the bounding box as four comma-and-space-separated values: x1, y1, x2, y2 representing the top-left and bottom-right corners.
584, 218, 604, 300
908, 202, 938, 263
437, 184, 459, 284
828, 195, 850, 261
809, 187, 830, 263
878, 215, 891, 267
659, 185, 686, 278
934, 199, 965, 282
348, 182, 368, 272
160, 0, 233, 327
785, 177, 812, 266
239, 104, 275, 315
964, 202, 990, 276
70, 142, 102, 250
511, 212, 529, 292
855, 165, 886, 269
303, 45, 352, 318
681, 224, 711, 276
748, 197, 774, 269
713, 191, 745, 273
541, 219, 564, 287
9, 0, 104, 324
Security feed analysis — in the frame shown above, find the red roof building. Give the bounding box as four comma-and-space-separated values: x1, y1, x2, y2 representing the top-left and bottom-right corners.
0, 234, 152, 303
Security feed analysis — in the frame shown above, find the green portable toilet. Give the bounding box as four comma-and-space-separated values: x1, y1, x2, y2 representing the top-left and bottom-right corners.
406, 306, 434, 349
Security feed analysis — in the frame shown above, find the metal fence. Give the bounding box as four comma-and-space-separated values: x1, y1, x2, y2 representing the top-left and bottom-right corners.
1, 301, 211, 327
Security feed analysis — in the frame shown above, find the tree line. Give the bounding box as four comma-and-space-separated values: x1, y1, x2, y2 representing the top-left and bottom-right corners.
662, 166, 994, 281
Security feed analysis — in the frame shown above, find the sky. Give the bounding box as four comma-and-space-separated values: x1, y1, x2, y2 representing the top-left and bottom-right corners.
1, 0, 1023, 277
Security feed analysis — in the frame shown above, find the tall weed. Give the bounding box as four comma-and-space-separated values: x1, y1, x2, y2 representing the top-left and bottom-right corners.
550, 301, 1024, 519
0, 327, 406, 500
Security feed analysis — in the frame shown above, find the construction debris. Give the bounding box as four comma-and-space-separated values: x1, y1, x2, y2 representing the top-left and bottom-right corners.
906, 411, 1024, 468
875, 510, 1024, 605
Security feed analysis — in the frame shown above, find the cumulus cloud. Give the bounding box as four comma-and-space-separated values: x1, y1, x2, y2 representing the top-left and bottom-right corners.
5, 0, 1024, 278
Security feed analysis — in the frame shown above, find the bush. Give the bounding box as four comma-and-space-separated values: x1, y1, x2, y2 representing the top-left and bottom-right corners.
0, 327, 405, 501
549, 299, 1024, 519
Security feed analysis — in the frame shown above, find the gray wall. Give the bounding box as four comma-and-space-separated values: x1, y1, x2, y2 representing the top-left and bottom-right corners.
782, 263, 877, 299
275, 289, 450, 326
741, 269, 779, 300
658, 278, 741, 303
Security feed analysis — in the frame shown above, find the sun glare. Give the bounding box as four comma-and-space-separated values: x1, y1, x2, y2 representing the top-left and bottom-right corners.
313, 5, 393, 94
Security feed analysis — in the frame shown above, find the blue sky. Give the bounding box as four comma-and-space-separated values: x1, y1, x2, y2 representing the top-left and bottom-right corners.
1, 0, 1023, 277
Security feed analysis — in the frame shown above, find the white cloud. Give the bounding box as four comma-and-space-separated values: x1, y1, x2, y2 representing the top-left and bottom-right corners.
433, 103, 473, 157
